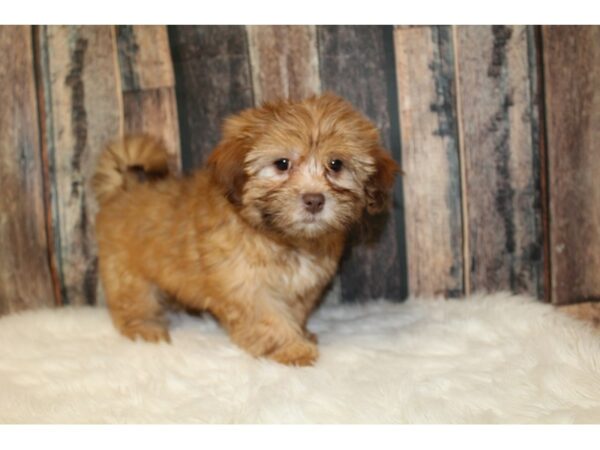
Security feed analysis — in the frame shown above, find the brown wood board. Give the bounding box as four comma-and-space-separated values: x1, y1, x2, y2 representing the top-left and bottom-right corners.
394, 25, 464, 297
543, 26, 600, 304
246, 25, 321, 103
0, 26, 55, 314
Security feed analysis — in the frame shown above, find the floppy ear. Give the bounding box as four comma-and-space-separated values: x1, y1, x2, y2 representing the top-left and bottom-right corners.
207, 105, 279, 204
365, 146, 401, 214
206, 136, 249, 204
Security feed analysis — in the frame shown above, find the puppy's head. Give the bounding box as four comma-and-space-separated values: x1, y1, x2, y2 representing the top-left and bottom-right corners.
207, 93, 399, 239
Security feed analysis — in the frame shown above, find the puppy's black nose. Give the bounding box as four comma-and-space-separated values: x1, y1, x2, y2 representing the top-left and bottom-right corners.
302, 193, 325, 214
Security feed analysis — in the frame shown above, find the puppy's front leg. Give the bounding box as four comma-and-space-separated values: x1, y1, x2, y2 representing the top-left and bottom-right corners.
216, 301, 318, 366
288, 287, 325, 345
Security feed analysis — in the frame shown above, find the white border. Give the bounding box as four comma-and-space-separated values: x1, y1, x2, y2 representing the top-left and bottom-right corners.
3, 425, 600, 450
2, 0, 599, 25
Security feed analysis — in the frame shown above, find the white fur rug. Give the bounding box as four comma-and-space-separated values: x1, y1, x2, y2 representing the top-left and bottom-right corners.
1, 293, 599, 424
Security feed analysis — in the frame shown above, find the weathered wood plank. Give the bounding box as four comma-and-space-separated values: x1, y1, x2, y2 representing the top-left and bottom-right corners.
168, 26, 254, 170
0, 26, 55, 314
38, 25, 123, 306
117, 25, 181, 172
454, 25, 543, 297
543, 26, 600, 304
393, 26, 464, 297
318, 25, 408, 302
246, 25, 321, 103
33, 26, 64, 307
116, 25, 174, 92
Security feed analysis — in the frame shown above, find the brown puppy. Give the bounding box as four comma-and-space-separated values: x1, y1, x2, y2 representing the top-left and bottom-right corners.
92, 93, 399, 366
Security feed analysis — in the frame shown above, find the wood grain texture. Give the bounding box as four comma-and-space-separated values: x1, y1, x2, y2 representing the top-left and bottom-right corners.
122, 88, 181, 172
117, 25, 180, 172
543, 26, 600, 304
246, 25, 321, 103
455, 25, 543, 297
0, 26, 55, 314
168, 26, 254, 170
318, 25, 408, 302
393, 26, 464, 297
38, 25, 123, 305
116, 25, 174, 92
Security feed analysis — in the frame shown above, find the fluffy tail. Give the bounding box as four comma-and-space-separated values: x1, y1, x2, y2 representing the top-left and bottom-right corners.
92, 135, 170, 205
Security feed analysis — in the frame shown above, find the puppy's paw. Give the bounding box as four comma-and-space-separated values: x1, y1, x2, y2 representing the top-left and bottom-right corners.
270, 339, 318, 366
120, 319, 171, 343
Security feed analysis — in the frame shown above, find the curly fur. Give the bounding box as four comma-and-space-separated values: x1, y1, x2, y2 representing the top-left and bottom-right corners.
92, 93, 399, 366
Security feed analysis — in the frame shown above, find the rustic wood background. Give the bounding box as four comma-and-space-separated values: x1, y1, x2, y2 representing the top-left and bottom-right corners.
0, 25, 598, 314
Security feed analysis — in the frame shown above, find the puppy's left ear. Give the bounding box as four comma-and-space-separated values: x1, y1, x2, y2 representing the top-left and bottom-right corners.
365, 146, 401, 214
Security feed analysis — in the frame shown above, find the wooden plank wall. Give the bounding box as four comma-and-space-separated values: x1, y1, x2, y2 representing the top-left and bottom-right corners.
0, 25, 599, 313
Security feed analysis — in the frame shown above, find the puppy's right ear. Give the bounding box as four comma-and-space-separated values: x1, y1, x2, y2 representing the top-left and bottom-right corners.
207, 104, 279, 203
206, 136, 248, 204
207, 112, 261, 204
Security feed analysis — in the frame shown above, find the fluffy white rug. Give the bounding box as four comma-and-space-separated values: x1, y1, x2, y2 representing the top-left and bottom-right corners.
1, 293, 599, 424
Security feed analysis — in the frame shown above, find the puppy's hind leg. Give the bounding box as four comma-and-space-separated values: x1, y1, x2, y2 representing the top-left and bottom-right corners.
101, 264, 171, 343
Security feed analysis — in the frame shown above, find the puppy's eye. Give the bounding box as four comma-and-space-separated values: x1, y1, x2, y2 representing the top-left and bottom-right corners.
329, 159, 343, 172
274, 158, 290, 171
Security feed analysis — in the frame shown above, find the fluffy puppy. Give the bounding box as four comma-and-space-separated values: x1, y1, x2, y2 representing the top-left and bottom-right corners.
93, 93, 399, 366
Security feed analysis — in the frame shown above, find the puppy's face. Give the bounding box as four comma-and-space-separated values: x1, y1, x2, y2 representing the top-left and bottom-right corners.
207, 94, 399, 239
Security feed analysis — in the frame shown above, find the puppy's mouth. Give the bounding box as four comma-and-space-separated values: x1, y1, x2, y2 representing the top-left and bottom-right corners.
300, 215, 319, 224
259, 207, 329, 237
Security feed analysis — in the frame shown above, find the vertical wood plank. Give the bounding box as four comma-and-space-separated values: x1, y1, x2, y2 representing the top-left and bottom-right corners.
318, 26, 408, 302
455, 25, 543, 297
117, 25, 181, 172
116, 25, 174, 92
393, 26, 464, 297
531, 26, 550, 303
246, 25, 321, 104
168, 26, 254, 170
38, 25, 123, 305
0, 26, 55, 314
543, 26, 600, 304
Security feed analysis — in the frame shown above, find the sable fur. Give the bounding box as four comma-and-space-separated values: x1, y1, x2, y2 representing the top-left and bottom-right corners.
92, 93, 399, 366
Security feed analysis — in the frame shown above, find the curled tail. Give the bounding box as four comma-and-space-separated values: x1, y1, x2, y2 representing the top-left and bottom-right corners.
92, 135, 170, 205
